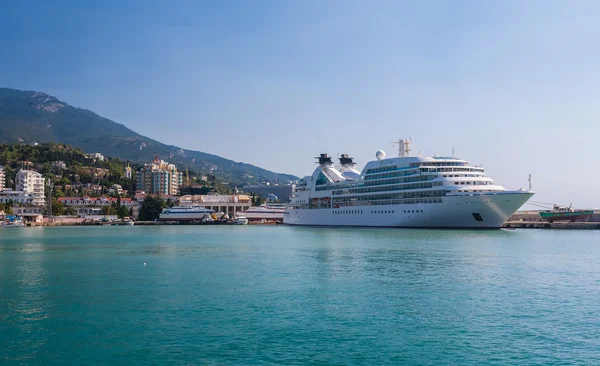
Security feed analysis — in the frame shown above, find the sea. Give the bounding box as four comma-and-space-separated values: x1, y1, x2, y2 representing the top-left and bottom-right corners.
1, 226, 600, 364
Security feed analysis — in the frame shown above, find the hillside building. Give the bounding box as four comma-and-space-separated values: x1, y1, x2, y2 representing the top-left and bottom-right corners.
136, 157, 183, 195
15, 170, 45, 206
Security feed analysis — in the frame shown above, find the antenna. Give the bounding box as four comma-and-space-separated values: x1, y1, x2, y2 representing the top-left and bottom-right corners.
452, 146, 455, 157
389, 137, 412, 157
528, 173, 532, 191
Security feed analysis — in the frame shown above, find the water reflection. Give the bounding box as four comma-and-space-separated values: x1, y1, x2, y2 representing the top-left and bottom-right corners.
2, 245, 53, 362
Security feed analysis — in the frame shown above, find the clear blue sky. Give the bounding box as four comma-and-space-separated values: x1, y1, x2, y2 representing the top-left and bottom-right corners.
1, 0, 599, 208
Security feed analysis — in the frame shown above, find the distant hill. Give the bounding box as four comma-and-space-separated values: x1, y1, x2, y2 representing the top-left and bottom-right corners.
0, 88, 297, 184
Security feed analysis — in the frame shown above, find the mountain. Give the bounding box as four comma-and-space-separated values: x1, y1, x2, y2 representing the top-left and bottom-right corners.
0, 88, 298, 184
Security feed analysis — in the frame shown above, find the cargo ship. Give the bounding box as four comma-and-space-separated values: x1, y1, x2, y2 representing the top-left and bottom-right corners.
539, 204, 593, 222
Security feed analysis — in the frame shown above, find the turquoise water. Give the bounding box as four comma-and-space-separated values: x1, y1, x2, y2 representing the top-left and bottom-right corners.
1, 226, 600, 364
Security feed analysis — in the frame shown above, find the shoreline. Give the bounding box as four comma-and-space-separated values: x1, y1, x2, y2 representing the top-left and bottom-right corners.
19, 220, 600, 229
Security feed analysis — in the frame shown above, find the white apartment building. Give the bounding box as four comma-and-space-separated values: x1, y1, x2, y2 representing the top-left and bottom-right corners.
16, 170, 46, 206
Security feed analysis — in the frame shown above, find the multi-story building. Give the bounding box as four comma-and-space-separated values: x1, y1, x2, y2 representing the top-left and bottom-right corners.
16, 170, 45, 206
0, 190, 36, 205
108, 184, 123, 196
58, 196, 139, 218
86, 153, 105, 162
51, 161, 67, 170
136, 157, 183, 195
0, 166, 5, 191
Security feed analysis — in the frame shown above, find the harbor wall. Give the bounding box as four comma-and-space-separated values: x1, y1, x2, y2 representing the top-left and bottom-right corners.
508, 210, 600, 223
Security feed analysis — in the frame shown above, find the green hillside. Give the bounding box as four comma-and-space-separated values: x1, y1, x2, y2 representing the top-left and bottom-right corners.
0, 88, 298, 184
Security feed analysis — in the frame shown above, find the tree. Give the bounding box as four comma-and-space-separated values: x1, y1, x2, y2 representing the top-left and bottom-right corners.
65, 207, 77, 216
251, 193, 265, 206
101, 205, 114, 215
52, 198, 65, 216
117, 205, 129, 219
139, 195, 166, 221
5, 200, 13, 215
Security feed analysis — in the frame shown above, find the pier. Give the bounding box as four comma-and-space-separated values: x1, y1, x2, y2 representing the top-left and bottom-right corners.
503, 221, 600, 229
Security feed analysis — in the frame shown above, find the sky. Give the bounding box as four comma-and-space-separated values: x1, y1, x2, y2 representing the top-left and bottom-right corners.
1, 0, 599, 208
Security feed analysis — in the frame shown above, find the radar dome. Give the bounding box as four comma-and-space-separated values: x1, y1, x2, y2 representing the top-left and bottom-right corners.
376, 150, 386, 160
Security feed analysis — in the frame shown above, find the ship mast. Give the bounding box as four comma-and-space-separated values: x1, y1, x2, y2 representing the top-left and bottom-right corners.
389, 137, 412, 157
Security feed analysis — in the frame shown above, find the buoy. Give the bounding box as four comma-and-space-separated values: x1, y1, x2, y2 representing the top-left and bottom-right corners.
144, 262, 146, 266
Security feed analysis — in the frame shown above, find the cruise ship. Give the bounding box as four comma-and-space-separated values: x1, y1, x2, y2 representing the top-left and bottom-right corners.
241, 204, 286, 221
284, 138, 534, 228
159, 205, 214, 221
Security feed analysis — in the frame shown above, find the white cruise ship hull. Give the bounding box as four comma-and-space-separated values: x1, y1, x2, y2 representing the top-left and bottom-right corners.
284, 192, 532, 229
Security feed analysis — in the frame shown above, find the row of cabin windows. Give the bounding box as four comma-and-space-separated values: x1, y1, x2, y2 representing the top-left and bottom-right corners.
315, 183, 357, 191
454, 181, 492, 186
366, 166, 398, 174
364, 169, 418, 181
363, 175, 435, 186
418, 162, 466, 167
442, 174, 485, 178
290, 197, 445, 210
433, 167, 483, 172
332, 210, 423, 215
334, 182, 438, 195
335, 197, 443, 206
334, 190, 447, 202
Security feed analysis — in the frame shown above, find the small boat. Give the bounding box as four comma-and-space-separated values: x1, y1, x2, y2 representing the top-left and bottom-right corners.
230, 216, 249, 225
1, 216, 25, 228
539, 204, 594, 222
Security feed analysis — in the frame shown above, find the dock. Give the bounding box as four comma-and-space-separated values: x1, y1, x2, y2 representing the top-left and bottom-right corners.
503, 221, 600, 229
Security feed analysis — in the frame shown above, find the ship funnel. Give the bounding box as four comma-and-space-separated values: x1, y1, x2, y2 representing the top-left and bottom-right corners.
314, 153, 333, 165
338, 154, 355, 165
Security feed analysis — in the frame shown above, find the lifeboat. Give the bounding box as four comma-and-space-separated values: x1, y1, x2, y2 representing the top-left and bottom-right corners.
310, 198, 320, 204
321, 197, 331, 203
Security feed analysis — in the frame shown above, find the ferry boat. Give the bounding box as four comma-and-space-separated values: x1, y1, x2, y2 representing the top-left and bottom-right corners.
240, 204, 286, 221
539, 204, 593, 222
159, 205, 215, 221
284, 138, 534, 229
